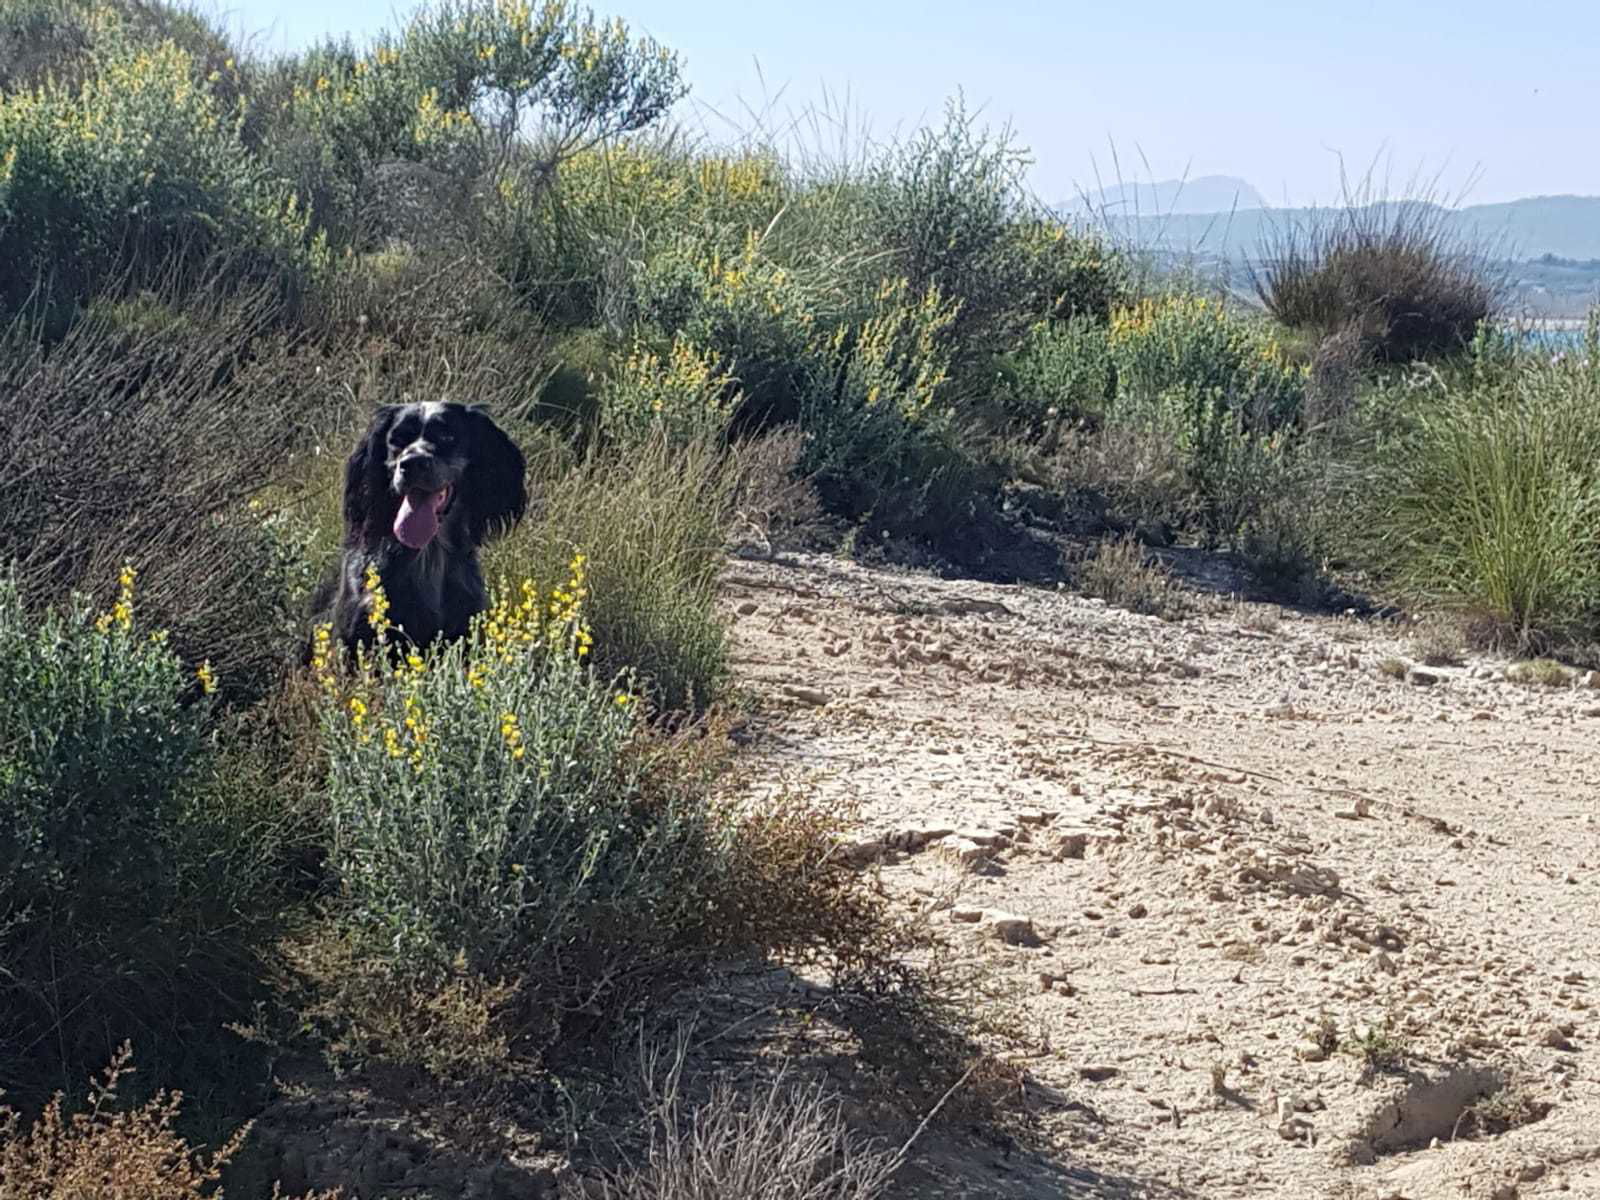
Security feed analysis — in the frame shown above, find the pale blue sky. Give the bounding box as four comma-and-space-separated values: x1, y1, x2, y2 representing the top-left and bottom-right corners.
221, 0, 1598, 206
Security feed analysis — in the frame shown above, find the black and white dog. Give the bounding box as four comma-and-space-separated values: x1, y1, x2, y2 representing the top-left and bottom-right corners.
313, 401, 527, 655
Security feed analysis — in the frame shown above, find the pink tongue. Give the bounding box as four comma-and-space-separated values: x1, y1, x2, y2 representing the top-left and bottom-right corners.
394, 489, 447, 549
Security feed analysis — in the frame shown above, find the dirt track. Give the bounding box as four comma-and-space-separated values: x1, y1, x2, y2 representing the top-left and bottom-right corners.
722, 550, 1600, 1200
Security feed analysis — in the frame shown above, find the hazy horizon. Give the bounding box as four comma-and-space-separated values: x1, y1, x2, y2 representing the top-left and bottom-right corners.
220, 0, 1600, 210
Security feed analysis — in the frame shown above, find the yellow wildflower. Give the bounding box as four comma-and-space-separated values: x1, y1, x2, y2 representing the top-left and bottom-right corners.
195, 661, 217, 696
363, 565, 391, 636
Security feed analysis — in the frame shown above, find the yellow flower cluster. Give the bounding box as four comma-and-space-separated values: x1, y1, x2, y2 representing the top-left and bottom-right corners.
95, 564, 137, 634
414, 87, 475, 148
309, 623, 337, 693
1109, 295, 1307, 380
609, 336, 734, 434
500, 711, 525, 760
319, 555, 600, 778
826, 278, 957, 417
364, 564, 392, 637
482, 554, 593, 663
553, 145, 780, 237
195, 660, 217, 695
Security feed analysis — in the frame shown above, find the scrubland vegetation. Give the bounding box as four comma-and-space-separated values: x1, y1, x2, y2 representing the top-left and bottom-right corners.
3, 0, 1598, 1193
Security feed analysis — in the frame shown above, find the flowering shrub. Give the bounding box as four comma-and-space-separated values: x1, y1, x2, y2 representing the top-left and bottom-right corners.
794, 277, 981, 531
1003, 315, 1115, 428
0, 565, 214, 915
0, 29, 308, 321
313, 555, 718, 978
1008, 216, 1130, 325
0, 564, 279, 1100
1107, 294, 1307, 429
625, 232, 828, 428
598, 334, 737, 446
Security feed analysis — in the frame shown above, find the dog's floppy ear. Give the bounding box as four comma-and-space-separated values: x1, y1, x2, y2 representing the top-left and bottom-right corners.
343, 405, 400, 545
460, 406, 527, 544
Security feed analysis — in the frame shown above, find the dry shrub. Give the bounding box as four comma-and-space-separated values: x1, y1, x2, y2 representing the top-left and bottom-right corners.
285, 932, 522, 1087
1410, 619, 1467, 667
574, 1031, 901, 1200
306, 246, 544, 355
1458, 1082, 1554, 1138
1303, 323, 1372, 428
708, 786, 914, 980
1505, 658, 1574, 688
0, 1044, 336, 1200
1045, 422, 1192, 532
0, 279, 335, 701
727, 428, 829, 552
1077, 535, 1187, 620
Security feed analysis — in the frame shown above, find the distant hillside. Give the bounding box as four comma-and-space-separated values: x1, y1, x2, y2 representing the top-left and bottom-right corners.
1068, 175, 1267, 218
1081, 194, 1600, 263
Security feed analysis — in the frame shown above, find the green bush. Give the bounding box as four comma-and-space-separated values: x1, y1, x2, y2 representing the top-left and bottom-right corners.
1003, 315, 1115, 429
622, 230, 838, 430
0, 566, 283, 1103
856, 96, 1030, 356
1103, 295, 1306, 541
1012, 294, 1309, 546
489, 140, 778, 326
1368, 319, 1600, 647
1007, 215, 1130, 325
252, 0, 688, 259
796, 277, 991, 531
0, 29, 309, 323
1107, 294, 1307, 428
312, 556, 721, 980
598, 334, 738, 447
245, 33, 473, 250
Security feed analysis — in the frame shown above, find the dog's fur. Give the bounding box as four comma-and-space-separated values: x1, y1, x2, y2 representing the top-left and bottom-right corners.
312, 401, 526, 656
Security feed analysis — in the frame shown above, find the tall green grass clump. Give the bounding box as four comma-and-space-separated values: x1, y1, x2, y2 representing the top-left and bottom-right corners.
0, 565, 281, 1103
1371, 319, 1600, 647
491, 426, 740, 714
1250, 193, 1499, 364
310, 556, 726, 986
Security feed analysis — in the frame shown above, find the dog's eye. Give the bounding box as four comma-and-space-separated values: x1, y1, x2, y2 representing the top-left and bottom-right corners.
431, 429, 455, 449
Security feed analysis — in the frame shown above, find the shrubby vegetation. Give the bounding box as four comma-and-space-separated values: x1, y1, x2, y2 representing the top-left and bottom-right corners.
2, 0, 1596, 1191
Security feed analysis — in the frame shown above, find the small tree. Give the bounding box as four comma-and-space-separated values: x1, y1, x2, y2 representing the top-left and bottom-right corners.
403, 0, 687, 172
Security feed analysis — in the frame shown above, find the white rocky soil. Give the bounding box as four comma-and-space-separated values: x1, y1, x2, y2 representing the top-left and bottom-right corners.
721, 550, 1600, 1200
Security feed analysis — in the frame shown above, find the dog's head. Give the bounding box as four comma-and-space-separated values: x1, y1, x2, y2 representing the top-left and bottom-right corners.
343, 402, 527, 551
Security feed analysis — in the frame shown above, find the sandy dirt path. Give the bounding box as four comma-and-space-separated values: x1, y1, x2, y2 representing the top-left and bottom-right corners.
722, 551, 1600, 1200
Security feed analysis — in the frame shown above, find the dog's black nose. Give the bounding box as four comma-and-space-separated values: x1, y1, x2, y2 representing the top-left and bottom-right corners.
397, 452, 429, 480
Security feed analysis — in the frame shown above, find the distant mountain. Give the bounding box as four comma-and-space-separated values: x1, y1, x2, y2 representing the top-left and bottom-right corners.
1068, 175, 1267, 218
1076, 193, 1600, 263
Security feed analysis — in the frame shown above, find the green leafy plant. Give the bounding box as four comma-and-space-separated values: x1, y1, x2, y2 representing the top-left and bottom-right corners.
312, 556, 720, 979
0, 565, 284, 1105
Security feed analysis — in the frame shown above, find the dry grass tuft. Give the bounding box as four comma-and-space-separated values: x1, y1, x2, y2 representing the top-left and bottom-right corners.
1078, 535, 1187, 620
567, 1021, 983, 1200
1505, 658, 1573, 688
